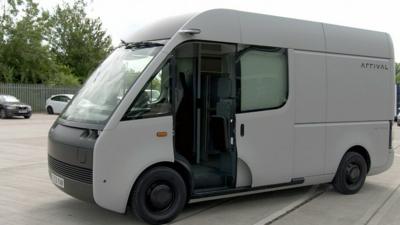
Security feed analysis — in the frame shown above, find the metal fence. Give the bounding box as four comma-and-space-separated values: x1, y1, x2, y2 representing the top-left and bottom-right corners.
397, 85, 400, 115
0, 83, 81, 112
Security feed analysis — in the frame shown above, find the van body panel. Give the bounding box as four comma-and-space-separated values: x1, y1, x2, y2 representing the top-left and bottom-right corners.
236, 158, 252, 187
48, 9, 395, 215
293, 50, 327, 123
326, 54, 394, 122
325, 121, 390, 175
386, 33, 395, 60
93, 116, 174, 213
235, 54, 295, 186
124, 13, 195, 43
123, 9, 391, 59
369, 147, 394, 176
324, 24, 391, 59
239, 13, 325, 51
235, 106, 294, 187
293, 124, 326, 178
191, 173, 333, 203
181, 10, 241, 44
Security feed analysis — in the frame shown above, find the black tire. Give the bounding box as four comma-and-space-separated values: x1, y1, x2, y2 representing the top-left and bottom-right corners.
47, 106, 54, 115
333, 151, 367, 194
0, 109, 6, 119
24, 115, 31, 119
131, 166, 187, 225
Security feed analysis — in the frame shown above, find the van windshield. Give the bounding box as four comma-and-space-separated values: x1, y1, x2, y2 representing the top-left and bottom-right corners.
60, 44, 163, 125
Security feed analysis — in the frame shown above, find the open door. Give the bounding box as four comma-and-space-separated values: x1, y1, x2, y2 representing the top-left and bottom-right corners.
235, 47, 293, 187
173, 42, 237, 192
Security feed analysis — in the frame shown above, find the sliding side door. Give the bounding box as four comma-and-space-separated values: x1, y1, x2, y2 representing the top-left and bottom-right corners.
235, 48, 295, 187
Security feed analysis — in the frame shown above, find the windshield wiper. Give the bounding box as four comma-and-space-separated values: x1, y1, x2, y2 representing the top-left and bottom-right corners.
120, 40, 164, 49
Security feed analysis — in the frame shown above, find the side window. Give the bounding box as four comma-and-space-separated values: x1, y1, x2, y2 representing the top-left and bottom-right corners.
239, 49, 287, 112
59, 96, 70, 102
52, 96, 62, 102
123, 62, 171, 120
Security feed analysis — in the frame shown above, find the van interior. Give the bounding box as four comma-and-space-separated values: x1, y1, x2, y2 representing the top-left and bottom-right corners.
174, 42, 237, 192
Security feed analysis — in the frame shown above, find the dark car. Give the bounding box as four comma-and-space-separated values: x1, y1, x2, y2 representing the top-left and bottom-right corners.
0, 95, 32, 119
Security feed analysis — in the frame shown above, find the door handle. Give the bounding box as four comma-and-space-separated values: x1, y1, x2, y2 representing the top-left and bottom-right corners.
240, 124, 244, 137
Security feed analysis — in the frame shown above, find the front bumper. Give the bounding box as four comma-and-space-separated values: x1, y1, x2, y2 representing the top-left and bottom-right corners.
5, 108, 31, 117
48, 122, 96, 202
48, 162, 94, 202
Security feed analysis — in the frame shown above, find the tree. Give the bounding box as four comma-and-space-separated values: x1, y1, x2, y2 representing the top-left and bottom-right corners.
0, 0, 79, 85
396, 63, 400, 84
48, 0, 112, 82
0, 0, 18, 83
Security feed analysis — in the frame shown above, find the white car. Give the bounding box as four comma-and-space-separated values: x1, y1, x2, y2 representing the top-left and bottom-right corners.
397, 112, 400, 126
46, 94, 73, 114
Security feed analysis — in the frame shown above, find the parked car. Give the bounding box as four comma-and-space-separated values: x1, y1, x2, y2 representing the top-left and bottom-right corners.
397, 112, 400, 126
46, 94, 73, 114
0, 95, 32, 119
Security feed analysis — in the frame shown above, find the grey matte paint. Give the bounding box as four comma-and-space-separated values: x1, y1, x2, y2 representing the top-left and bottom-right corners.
48, 9, 395, 214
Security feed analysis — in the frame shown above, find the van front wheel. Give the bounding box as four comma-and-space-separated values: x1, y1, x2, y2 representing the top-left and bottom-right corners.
333, 152, 367, 194
131, 166, 187, 225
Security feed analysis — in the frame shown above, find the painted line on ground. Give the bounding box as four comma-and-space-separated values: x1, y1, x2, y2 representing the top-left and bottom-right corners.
252, 185, 326, 225
364, 182, 400, 225
171, 198, 235, 224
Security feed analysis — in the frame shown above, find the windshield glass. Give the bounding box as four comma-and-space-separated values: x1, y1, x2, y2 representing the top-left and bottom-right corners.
60, 44, 163, 125
3, 96, 19, 103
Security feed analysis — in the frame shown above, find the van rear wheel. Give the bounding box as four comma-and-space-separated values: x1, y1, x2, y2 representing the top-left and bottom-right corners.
333, 151, 367, 194
131, 166, 187, 225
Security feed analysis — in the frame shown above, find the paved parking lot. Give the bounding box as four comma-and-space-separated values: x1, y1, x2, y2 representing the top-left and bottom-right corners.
1, 114, 400, 225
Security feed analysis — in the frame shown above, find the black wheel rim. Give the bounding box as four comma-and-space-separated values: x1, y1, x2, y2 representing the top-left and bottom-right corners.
345, 162, 361, 185
145, 181, 175, 213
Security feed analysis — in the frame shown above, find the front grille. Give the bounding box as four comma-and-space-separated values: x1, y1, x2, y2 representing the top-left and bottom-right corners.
18, 106, 27, 110
48, 155, 93, 184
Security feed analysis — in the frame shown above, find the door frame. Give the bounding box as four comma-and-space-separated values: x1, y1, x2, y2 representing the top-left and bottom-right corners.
171, 41, 239, 192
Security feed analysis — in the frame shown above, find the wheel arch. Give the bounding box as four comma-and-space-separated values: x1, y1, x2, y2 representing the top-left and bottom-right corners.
345, 145, 371, 172
47, 105, 53, 110
127, 159, 192, 210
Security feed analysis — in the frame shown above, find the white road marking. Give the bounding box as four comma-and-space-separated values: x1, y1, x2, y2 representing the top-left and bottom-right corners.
365, 183, 400, 225
252, 185, 324, 225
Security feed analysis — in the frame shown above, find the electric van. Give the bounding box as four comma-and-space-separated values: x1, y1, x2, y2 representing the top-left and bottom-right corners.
48, 9, 395, 224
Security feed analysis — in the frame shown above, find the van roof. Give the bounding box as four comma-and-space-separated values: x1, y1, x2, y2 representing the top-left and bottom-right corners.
125, 9, 393, 59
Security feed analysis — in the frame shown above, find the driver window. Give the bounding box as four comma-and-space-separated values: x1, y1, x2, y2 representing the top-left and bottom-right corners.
123, 62, 171, 120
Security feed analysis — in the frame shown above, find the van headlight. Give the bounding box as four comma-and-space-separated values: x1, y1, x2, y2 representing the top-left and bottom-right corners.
27, 106, 32, 111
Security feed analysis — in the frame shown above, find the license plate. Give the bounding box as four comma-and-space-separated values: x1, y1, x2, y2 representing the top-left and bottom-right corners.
51, 173, 64, 188
19, 110, 27, 113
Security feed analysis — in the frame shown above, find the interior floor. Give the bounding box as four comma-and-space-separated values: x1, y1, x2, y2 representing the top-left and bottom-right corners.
192, 153, 235, 190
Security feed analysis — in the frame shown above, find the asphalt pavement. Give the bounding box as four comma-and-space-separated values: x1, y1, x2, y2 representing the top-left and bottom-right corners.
1, 114, 400, 225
